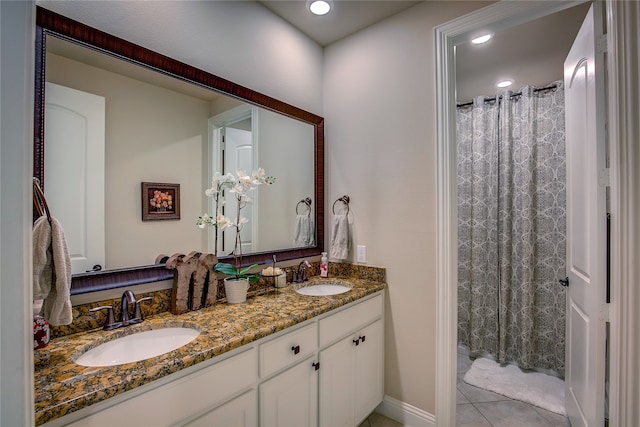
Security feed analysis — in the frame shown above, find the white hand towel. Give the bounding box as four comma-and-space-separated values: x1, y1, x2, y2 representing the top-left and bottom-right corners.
32, 216, 73, 326
329, 214, 349, 260
294, 215, 315, 247
33, 216, 53, 300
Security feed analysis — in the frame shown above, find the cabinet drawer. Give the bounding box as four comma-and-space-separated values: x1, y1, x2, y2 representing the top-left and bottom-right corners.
260, 322, 317, 378
319, 294, 382, 347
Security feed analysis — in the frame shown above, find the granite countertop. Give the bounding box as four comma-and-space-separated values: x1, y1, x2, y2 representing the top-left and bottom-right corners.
34, 276, 386, 426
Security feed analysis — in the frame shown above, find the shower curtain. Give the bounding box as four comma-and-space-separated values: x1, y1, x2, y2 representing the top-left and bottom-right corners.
457, 82, 566, 376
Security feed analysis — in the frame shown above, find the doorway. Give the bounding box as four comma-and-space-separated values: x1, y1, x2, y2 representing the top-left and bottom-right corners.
434, 2, 605, 426
453, 5, 588, 424
208, 105, 258, 256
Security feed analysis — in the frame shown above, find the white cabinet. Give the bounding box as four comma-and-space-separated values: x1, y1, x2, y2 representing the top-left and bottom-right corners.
260, 356, 318, 427
318, 310, 384, 427
259, 322, 319, 427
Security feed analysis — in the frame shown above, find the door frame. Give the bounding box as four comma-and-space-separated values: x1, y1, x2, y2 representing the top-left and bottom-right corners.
434, 1, 622, 425
208, 105, 259, 255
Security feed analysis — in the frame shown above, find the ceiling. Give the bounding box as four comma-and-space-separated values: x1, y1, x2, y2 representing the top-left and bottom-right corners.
258, 1, 591, 102
455, 2, 591, 101
258, 0, 421, 46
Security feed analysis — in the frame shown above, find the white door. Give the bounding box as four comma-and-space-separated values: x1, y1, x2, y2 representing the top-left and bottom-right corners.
223, 126, 255, 255
563, 4, 607, 426
45, 82, 106, 274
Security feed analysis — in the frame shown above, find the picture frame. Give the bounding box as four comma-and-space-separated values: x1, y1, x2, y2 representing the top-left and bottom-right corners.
141, 182, 180, 221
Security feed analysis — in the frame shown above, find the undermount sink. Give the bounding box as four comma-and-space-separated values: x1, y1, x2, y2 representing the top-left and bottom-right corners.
75, 327, 200, 367
295, 281, 352, 296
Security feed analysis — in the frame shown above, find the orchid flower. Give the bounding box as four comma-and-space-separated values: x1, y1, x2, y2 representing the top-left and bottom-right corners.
216, 215, 232, 230
198, 167, 274, 262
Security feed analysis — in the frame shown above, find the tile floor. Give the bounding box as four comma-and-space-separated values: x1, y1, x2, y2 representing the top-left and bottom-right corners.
456, 353, 571, 427
357, 354, 570, 427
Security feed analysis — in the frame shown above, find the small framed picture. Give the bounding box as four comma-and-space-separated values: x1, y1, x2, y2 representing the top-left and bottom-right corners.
141, 182, 180, 221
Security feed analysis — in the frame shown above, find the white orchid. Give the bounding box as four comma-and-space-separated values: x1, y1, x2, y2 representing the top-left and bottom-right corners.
252, 167, 275, 185
216, 214, 232, 230
229, 183, 246, 195
206, 172, 236, 196
198, 167, 275, 261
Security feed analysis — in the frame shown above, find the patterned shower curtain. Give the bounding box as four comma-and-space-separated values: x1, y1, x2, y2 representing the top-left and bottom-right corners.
457, 82, 567, 376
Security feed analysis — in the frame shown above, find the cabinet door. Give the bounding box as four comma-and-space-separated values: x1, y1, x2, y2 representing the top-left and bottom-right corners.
260, 357, 318, 427
319, 337, 354, 427
354, 320, 384, 425
183, 390, 257, 427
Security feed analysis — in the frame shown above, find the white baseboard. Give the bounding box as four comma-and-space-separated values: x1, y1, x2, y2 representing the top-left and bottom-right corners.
375, 395, 435, 427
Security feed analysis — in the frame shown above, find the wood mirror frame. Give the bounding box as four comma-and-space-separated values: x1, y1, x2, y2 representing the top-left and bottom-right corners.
34, 6, 325, 295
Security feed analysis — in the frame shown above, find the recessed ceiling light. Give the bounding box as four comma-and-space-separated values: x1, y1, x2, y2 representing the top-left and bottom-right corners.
471, 34, 492, 45
308, 0, 333, 16
496, 80, 513, 88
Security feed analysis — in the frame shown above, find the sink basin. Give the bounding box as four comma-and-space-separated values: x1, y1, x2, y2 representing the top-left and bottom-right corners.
75, 327, 200, 367
295, 282, 352, 296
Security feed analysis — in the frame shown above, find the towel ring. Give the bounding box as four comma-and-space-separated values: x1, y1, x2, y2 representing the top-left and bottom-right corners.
296, 197, 312, 216
332, 195, 350, 215
33, 177, 52, 226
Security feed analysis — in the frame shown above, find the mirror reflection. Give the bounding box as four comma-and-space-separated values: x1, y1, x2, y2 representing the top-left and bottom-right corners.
44, 35, 315, 275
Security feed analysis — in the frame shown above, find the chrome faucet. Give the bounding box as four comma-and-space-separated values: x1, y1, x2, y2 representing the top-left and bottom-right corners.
293, 260, 311, 283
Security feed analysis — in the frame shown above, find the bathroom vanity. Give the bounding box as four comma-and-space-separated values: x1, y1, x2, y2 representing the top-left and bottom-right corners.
36, 277, 385, 427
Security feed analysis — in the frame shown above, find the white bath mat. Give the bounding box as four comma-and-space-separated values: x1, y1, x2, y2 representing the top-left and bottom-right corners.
463, 357, 566, 415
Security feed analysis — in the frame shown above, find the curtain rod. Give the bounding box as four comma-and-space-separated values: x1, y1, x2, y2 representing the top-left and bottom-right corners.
456, 83, 558, 108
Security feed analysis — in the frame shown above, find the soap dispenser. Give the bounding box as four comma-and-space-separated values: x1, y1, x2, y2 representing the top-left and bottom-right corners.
320, 252, 328, 278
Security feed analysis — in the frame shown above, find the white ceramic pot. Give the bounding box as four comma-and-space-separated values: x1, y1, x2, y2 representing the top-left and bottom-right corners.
224, 278, 250, 304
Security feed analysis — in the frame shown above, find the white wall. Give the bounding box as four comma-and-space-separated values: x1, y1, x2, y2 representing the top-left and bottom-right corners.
0, 1, 35, 425
324, 1, 490, 414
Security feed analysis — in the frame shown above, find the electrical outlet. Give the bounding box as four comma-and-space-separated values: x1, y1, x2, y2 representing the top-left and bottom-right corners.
356, 245, 366, 263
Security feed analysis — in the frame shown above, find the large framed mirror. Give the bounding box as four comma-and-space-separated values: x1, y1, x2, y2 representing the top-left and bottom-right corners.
34, 6, 324, 294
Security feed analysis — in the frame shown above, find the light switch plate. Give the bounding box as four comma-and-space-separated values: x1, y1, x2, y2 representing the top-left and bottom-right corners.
356, 245, 366, 263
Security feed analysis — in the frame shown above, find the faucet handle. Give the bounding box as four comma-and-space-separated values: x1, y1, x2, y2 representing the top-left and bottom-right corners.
90, 305, 122, 330
130, 296, 153, 324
